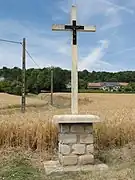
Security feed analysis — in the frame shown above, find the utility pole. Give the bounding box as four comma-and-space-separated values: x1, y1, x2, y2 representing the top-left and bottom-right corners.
51, 68, 54, 105
21, 38, 26, 113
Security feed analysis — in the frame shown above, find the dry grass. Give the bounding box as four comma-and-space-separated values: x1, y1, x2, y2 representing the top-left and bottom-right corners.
1, 92, 135, 179
0, 93, 46, 109
0, 92, 135, 153
0, 112, 58, 158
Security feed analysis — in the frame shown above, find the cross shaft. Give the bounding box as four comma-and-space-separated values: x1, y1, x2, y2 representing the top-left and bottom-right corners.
52, 5, 96, 114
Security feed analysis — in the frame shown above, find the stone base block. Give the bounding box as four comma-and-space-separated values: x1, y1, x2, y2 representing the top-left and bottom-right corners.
59, 154, 78, 166
44, 161, 108, 175
72, 144, 85, 155
79, 154, 94, 165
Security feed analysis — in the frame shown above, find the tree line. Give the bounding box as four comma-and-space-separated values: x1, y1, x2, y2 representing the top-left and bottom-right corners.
1, 66, 135, 95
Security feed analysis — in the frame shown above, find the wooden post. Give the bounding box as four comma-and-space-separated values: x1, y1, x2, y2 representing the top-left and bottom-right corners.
51, 68, 53, 105
21, 38, 26, 113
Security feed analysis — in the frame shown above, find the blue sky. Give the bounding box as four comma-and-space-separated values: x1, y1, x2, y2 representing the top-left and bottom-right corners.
0, 0, 135, 72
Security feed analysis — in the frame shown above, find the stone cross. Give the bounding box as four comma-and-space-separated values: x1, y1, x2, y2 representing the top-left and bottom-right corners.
52, 5, 96, 114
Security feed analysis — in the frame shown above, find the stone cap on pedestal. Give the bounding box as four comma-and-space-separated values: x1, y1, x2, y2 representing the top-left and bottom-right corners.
53, 115, 100, 124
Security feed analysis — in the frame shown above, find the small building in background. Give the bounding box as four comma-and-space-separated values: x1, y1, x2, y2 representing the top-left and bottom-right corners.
119, 82, 129, 87
87, 82, 129, 92
87, 82, 104, 90
0, 77, 5, 82
66, 82, 71, 89
101, 82, 120, 92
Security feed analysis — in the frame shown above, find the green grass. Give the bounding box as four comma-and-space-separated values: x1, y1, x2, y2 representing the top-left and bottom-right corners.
1, 145, 135, 180
0, 155, 43, 180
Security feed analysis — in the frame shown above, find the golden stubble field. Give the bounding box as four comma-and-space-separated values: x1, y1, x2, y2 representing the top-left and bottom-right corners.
0, 92, 135, 152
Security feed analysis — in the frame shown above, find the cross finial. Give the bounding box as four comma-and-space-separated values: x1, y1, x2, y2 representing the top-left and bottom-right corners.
72, 0, 77, 5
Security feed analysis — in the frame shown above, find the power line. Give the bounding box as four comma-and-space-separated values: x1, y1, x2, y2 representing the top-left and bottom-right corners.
0, 38, 22, 45
24, 48, 41, 69
0, 37, 41, 69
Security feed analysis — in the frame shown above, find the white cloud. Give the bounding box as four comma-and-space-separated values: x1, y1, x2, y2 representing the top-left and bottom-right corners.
59, 0, 134, 31
0, 0, 135, 72
0, 18, 129, 72
126, 0, 135, 7
109, 46, 135, 56
0, 18, 114, 71
100, 0, 134, 14
0, 44, 22, 67
0, 19, 71, 69
79, 39, 112, 71
99, 0, 134, 30
100, 7, 122, 30
57, 45, 70, 56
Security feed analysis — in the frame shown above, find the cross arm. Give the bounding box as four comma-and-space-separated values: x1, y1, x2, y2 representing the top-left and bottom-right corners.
78, 25, 96, 32
52, 24, 71, 31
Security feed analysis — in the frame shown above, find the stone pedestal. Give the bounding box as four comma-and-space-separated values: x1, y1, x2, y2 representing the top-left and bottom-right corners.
44, 115, 108, 175
53, 115, 100, 166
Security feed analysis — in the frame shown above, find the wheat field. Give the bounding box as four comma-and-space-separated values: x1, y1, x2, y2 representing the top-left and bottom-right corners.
0, 92, 135, 153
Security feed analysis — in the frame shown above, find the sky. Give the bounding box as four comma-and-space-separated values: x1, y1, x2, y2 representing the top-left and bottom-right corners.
0, 0, 135, 72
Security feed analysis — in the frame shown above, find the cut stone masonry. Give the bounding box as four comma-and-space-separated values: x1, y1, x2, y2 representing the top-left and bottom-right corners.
54, 115, 100, 167
59, 123, 94, 166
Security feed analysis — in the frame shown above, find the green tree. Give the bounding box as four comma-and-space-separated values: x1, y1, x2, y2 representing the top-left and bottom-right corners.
78, 79, 87, 89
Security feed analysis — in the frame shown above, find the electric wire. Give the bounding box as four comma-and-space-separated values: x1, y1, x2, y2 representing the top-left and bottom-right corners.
0, 38, 22, 44
25, 48, 41, 69
0, 38, 41, 69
